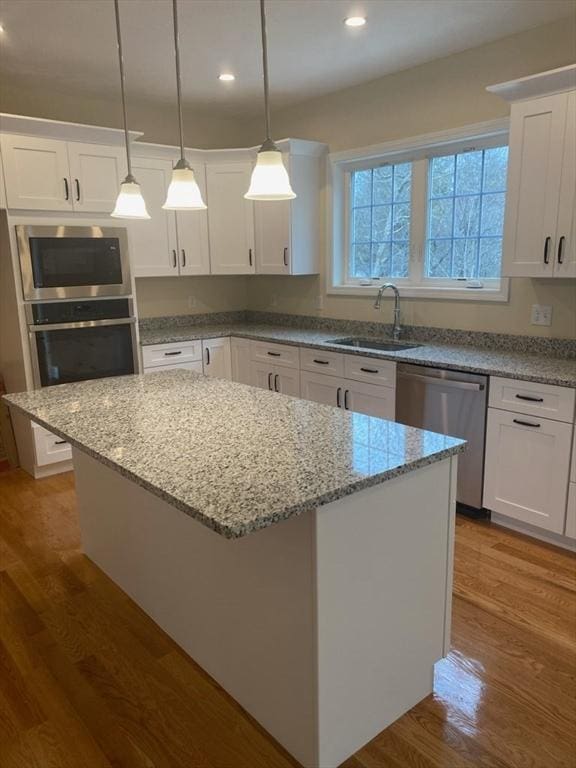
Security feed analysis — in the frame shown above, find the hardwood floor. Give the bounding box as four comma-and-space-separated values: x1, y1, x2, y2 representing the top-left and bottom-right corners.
1, 468, 575, 768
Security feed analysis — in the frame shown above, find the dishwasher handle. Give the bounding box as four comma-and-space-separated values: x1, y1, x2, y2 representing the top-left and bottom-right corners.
398, 371, 485, 392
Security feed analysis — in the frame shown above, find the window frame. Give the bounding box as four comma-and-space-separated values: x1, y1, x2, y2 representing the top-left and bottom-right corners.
328, 119, 510, 302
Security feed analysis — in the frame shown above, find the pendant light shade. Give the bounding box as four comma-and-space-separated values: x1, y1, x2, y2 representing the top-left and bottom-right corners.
163, 162, 206, 210
112, 177, 151, 219
245, 0, 296, 201
245, 146, 296, 201
163, 0, 207, 210
112, 0, 150, 220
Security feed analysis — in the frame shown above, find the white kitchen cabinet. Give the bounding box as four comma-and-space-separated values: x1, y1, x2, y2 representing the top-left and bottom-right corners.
254, 149, 322, 275
142, 340, 203, 368
251, 362, 300, 397
202, 337, 232, 380
0, 134, 125, 213
0, 135, 73, 211
231, 338, 253, 385
300, 370, 396, 420
490, 64, 576, 279
565, 484, 576, 539
206, 164, 255, 274
129, 156, 210, 277
67, 142, 124, 213
484, 408, 572, 534
129, 157, 179, 276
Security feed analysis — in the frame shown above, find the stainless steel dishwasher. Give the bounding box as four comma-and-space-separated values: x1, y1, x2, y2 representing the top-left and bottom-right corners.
396, 363, 488, 514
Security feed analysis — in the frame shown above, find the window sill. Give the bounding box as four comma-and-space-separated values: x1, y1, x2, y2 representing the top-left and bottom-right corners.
327, 280, 510, 302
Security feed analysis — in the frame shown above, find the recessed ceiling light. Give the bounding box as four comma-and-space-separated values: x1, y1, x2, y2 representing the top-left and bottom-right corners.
344, 16, 366, 27
0, 23, 5, 33
219, 73, 235, 82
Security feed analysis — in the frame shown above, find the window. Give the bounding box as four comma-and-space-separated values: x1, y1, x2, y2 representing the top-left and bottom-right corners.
331, 120, 510, 300
426, 147, 508, 280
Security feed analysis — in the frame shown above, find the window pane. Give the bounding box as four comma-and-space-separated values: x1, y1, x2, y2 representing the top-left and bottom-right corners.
430, 155, 455, 198
425, 146, 508, 280
373, 166, 393, 204
353, 170, 372, 207
349, 163, 413, 280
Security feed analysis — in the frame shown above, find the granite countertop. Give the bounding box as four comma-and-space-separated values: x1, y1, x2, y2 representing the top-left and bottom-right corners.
139, 322, 576, 388
4, 370, 464, 539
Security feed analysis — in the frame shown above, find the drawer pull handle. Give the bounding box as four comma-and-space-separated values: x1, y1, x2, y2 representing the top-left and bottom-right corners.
360, 367, 379, 374
513, 419, 541, 428
557, 236, 565, 265
267, 351, 281, 357
313, 359, 329, 365
543, 236, 551, 265
336, 387, 342, 408
515, 394, 543, 403
54, 440, 68, 445
164, 351, 182, 356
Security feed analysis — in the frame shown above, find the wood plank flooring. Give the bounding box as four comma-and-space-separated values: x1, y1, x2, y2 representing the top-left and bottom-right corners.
1, 468, 575, 767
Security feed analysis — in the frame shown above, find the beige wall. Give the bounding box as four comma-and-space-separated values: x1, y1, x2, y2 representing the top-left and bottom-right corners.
242, 19, 576, 339
135, 276, 248, 319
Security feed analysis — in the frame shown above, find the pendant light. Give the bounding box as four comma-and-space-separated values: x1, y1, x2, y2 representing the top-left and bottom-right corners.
245, 0, 296, 201
111, 0, 150, 219
163, 0, 206, 210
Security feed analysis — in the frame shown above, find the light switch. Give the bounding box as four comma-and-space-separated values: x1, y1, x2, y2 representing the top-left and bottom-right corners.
530, 304, 552, 326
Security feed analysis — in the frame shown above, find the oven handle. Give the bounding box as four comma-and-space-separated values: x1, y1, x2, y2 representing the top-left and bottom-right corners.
397, 372, 485, 391
28, 317, 137, 332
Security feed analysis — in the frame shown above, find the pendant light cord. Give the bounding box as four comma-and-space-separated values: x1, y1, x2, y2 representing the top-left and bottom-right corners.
172, 0, 186, 162
114, 0, 133, 180
260, 0, 272, 144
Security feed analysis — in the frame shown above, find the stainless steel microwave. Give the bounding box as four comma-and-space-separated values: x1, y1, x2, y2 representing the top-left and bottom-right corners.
16, 225, 132, 301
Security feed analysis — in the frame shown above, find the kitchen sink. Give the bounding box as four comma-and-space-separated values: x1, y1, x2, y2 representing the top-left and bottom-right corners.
331, 338, 422, 352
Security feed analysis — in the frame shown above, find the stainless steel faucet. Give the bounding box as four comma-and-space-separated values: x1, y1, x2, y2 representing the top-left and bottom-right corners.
374, 283, 402, 341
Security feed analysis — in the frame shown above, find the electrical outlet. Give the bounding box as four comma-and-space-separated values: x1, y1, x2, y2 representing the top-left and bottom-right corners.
269, 294, 278, 308
187, 295, 197, 310
314, 294, 324, 311
530, 304, 552, 326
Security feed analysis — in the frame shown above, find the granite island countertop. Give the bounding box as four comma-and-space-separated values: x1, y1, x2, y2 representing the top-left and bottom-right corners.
139, 322, 576, 389
4, 370, 464, 539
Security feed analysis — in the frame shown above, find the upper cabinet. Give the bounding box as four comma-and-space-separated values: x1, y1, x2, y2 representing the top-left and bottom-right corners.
0, 134, 124, 213
128, 154, 210, 278
206, 163, 255, 275
254, 149, 322, 275
489, 66, 576, 278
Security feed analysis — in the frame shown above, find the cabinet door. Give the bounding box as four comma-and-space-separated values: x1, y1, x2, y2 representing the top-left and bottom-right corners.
128, 158, 178, 277
176, 164, 210, 275
300, 370, 343, 409
483, 408, 572, 533
503, 94, 567, 277
343, 380, 396, 420
202, 337, 232, 380
255, 199, 291, 274
206, 164, 255, 274
554, 90, 576, 278
251, 362, 275, 392
273, 367, 300, 397
67, 142, 124, 213
565, 484, 576, 539
231, 338, 253, 385
0, 134, 72, 211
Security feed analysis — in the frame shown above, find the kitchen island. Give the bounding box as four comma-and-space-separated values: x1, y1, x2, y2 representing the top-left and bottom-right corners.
5, 370, 464, 768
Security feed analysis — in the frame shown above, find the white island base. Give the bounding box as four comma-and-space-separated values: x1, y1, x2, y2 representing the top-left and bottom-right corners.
74, 448, 457, 768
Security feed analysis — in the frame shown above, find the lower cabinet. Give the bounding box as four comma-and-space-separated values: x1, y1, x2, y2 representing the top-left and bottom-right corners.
252, 362, 301, 397
300, 370, 396, 420
145, 361, 203, 374
565, 484, 576, 539
483, 407, 572, 534
202, 338, 232, 380
231, 338, 253, 385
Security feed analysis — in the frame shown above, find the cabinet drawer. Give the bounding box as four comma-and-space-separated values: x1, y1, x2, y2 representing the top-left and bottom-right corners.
142, 341, 203, 368
143, 361, 203, 374
489, 376, 575, 423
343, 355, 396, 387
34, 428, 72, 466
250, 341, 299, 369
566, 483, 576, 539
300, 347, 344, 377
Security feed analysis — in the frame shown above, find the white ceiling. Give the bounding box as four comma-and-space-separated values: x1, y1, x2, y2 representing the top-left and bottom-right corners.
0, 0, 574, 118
